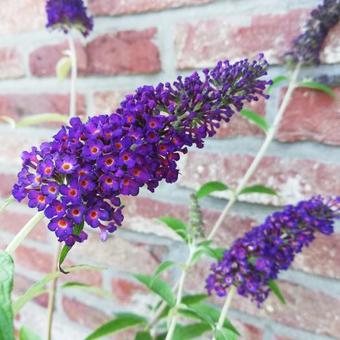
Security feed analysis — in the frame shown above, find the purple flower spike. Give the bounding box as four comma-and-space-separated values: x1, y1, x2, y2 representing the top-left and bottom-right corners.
206, 196, 340, 305
12, 55, 271, 246
46, 0, 93, 37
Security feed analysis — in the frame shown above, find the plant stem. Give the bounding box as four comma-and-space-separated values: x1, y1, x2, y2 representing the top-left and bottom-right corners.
0, 195, 14, 214
213, 285, 236, 339
5, 212, 44, 255
46, 243, 61, 340
165, 246, 195, 340
67, 33, 77, 118
208, 63, 301, 240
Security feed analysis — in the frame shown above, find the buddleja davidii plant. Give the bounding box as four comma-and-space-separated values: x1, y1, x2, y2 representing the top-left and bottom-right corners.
81, 1, 340, 339
0, 1, 94, 339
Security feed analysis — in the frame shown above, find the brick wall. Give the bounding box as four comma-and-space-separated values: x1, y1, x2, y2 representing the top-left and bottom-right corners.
0, 0, 339, 339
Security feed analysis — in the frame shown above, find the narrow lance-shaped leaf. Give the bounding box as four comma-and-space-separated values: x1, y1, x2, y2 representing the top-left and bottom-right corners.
174, 322, 211, 339
150, 261, 175, 287
239, 184, 277, 196
214, 328, 239, 340
297, 81, 336, 97
0, 252, 15, 340
266, 75, 288, 94
135, 331, 152, 340
240, 109, 269, 133
85, 313, 146, 340
268, 280, 286, 304
19, 326, 41, 340
196, 181, 229, 200
158, 217, 188, 241
16, 113, 69, 127
61, 281, 111, 298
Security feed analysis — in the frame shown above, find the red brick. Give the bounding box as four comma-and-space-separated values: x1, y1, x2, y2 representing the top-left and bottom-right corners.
320, 23, 340, 64
30, 41, 87, 77
70, 232, 165, 274
15, 246, 54, 273
60, 267, 103, 287
231, 281, 340, 337
111, 278, 146, 305
13, 274, 48, 308
230, 319, 262, 340
62, 297, 109, 330
179, 152, 340, 205
0, 48, 24, 79
0, 173, 16, 198
0, 0, 45, 35
88, 0, 212, 16
0, 93, 86, 120
93, 91, 129, 115
216, 97, 266, 138
86, 29, 161, 75
175, 9, 310, 68
277, 87, 340, 145
0, 210, 49, 242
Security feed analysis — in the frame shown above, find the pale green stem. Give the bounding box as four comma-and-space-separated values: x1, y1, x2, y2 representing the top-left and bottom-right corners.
213, 285, 236, 340
165, 246, 195, 340
0, 196, 14, 214
5, 212, 44, 255
208, 63, 301, 240
67, 33, 77, 118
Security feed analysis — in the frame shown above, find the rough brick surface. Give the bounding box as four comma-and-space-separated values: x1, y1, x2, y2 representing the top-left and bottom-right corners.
277, 87, 340, 145
0, 94, 86, 120
15, 246, 54, 273
179, 152, 340, 205
87, 29, 161, 75
93, 91, 128, 115
30, 41, 88, 77
175, 9, 310, 68
111, 278, 146, 305
0, 48, 24, 79
0, 173, 17, 197
0, 0, 45, 35
88, 0, 212, 16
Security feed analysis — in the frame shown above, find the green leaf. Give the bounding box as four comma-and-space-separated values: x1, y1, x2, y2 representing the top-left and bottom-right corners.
13, 264, 104, 314
182, 294, 208, 306
196, 181, 229, 200
56, 56, 71, 82
214, 328, 239, 340
196, 244, 225, 261
266, 75, 288, 94
58, 245, 72, 273
239, 184, 277, 196
61, 281, 111, 298
158, 217, 188, 241
240, 109, 269, 133
85, 313, 146, 340
150, 261, 175, 287
0, 252, 15, 340
133, 274, 175, 307
174, 322, 211, 339
298, 81, 336, 98
135, 331, 152, 340
268, 280, 286, 304
16, 113, 69, 127
19, 326, 41, 340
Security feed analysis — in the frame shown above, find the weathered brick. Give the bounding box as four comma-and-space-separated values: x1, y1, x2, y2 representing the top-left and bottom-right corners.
111, 277, 146, 305
179, 152, 340, 205
0, 173, 17, 197
87, 29, 161, 75
30, 40, 87, 77
93, 91, 129, 115
62, 297, 109, 330
70, 232, 165, 274
0, 0, 45, 35
15, 246, 54, 273
0, 48, 24, 79
175, 9, 309, 68
0, 93, 86, 120
0, 210, 49, 242
320, 23, 340, 64
88, 0, 212, 16
277, 87, 340, 145
60, 267, 103, 287
230, 319, 262, 340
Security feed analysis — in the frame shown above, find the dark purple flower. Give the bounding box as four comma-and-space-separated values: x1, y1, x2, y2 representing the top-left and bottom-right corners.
46, 0, 93, 37
206, 196, 340, 305
285, 0, 340, 65
12, 55, 271, 246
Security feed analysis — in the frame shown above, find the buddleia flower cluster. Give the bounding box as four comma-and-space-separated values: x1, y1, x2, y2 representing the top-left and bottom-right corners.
285, 0, 340, 65
46, 0, 93, 37
206, 196, 340, 305
12, 55, 271, 247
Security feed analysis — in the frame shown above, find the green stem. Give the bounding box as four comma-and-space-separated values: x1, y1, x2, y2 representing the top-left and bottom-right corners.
0, 196, 14, 214
207, 63, 301, 240
67, 33, 77, 118
213, 286, 236, 340
5, 212, 44, 255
